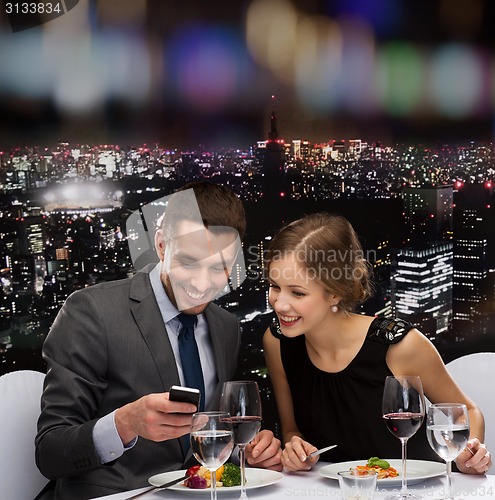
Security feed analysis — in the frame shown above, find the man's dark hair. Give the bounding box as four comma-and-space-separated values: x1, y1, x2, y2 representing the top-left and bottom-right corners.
161, 182, 246, 239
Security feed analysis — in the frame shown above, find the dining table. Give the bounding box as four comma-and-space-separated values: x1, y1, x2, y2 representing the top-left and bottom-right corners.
92, 462, 495, 499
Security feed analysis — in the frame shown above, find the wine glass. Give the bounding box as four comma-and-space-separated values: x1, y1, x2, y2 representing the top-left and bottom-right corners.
426, 403, 469, 500
190, 412, 235, 500
220, 381, 262, 499
382, 375, 426, 500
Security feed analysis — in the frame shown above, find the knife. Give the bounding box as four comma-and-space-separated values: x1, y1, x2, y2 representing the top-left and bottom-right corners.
125, 474, 188, 499
306, 444, 338, 460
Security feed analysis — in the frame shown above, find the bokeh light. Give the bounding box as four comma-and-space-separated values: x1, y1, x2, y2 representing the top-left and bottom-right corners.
332, 0, 403, 38
338, 15, 376, 115
377, 42, 424, 117
166, 26, 248, 112
294, 15, 343, 113
1, 0, 495, 143
246, 0, 299, 83
429, 44, 485, 118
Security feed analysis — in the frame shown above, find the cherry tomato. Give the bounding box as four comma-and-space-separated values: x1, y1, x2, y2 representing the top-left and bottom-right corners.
186, 465, 201, 477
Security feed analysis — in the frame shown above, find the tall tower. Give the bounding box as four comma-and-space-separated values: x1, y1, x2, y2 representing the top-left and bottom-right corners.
453, 182, 494, 339
391, 185, 454, 339
262, 98, 285, 198
17, 215, 47, 256
403, 186, 453, 245
391, 242, 453, 340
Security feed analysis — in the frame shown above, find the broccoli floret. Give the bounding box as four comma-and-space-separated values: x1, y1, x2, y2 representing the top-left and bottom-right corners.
221, 462, 241, 487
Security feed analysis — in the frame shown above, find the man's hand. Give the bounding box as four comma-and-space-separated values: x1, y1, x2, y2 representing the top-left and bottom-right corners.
455, 439, 492, 474
281, 435, 318, 472
115, 392, 197, 445
245, 430, 282, 471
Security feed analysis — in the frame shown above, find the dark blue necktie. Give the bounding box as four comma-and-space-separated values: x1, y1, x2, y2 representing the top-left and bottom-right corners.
177, 313, 205, 412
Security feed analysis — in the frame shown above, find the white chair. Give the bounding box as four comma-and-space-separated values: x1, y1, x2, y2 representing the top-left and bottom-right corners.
446, 352, 495, 474
0, 370, 50, 499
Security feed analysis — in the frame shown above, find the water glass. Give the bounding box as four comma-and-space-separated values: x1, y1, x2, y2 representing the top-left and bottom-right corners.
190, 411, 234, 500
338, 469, 377, 500
426, 403, 469, 500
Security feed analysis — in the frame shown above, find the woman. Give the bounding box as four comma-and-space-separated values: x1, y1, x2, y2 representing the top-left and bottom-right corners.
263, 212, 491, 474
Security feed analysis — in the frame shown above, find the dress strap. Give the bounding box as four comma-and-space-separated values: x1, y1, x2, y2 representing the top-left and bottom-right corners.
269, 320, 285, 340
367, 317, 413, 345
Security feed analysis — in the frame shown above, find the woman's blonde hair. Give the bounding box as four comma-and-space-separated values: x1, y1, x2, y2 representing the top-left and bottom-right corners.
266, 213, 372, 311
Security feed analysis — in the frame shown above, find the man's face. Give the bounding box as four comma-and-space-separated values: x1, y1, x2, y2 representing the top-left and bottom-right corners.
156, 220, 240, 315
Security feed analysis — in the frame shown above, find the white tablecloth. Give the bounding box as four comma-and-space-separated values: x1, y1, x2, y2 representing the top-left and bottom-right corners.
92, 463, 494, 499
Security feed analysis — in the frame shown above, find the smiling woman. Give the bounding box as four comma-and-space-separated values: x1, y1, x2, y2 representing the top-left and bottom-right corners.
262, 211, 491, 476
265, 212, 371, 313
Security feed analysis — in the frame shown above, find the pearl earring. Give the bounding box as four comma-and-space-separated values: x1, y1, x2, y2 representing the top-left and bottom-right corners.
331, 304, 338, 313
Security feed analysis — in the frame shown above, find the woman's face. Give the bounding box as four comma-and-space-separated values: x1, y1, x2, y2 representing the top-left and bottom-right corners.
268, 252, 336, 337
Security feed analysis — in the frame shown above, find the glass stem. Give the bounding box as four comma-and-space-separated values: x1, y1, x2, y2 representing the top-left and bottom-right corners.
400, 437, 408, 499
446, 460, 453, 499
239, 444, 248, 499
210, 468, 217, 500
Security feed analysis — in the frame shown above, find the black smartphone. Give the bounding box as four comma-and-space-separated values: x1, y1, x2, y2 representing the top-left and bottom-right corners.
169, 385, 201, 410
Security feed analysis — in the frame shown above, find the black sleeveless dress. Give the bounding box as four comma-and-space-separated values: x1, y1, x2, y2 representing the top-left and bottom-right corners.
270, 317, 440, 463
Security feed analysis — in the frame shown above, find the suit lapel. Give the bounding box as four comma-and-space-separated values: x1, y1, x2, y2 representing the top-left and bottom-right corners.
129, 271, 181, 392
204, 305, 231, 413
204, 306, 227, 387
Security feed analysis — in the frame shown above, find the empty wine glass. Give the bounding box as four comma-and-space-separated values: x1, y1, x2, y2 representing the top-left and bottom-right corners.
220, 381, 262, 499
382, 375, 426, 500
426, 403, 469, 500
190, 412, 234, 500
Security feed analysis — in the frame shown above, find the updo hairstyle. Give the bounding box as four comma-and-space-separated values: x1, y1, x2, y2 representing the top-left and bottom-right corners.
265, 213, 372, 311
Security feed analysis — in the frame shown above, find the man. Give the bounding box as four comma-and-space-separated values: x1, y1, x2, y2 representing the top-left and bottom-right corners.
36, 182, 282, 499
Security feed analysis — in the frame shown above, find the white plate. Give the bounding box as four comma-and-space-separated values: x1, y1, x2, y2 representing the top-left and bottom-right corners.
149, 468, 283, 494
319, 459, 445, 487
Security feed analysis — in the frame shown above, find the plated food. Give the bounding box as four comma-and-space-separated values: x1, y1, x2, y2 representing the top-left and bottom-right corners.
183, 463, 241, 489
148, 468, 284, 494
320, 459, 445, 487
355, 457, 399, 479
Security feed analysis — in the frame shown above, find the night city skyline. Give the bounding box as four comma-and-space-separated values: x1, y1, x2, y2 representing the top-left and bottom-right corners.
3, 128, 495, 434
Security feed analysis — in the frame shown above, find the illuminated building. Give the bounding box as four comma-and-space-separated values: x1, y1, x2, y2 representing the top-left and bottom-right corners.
55, 248, 69, 261
391, 186, 454, 338
453, 182, 494, 338
391, 242, 453, 340
11, 256, 36, 296
17, 216, 46, 256
403, 186, 453, 244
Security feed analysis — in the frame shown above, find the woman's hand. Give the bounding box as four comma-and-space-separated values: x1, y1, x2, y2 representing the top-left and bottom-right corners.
281, 436, 319, 471
455, 439, 492, 474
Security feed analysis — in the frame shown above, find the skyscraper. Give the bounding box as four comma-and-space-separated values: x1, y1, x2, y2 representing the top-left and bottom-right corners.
261, 109, 285, 198
391, 242, 453, 340
453, 182, 494, 339
17, 215, 46, 256
403, 186, 453, 244
391, 186, 454, 338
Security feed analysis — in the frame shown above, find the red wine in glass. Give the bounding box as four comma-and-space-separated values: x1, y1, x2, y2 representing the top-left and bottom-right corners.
382, 376, 425, 500
383, 412, 424, 439
220, 381, 262, 499
221, 415, 262, 445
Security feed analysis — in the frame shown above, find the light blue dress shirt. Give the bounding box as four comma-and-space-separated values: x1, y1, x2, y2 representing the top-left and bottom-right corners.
93, 264, 218, 464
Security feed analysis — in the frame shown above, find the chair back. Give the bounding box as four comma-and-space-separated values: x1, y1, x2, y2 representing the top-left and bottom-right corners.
0, 370, 50, 499
446, 352, 495, 474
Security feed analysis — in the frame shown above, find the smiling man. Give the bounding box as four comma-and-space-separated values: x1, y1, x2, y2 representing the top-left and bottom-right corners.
35, 182, 282, 500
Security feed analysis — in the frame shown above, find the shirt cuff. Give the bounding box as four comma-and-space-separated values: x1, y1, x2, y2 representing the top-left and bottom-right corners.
93, 410, 138, 464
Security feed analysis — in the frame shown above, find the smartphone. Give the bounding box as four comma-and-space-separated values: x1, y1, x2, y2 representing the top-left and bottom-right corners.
169, 385, 201, 410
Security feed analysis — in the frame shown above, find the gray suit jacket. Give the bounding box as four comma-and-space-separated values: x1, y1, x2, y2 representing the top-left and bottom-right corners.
35, 269, 240, 499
